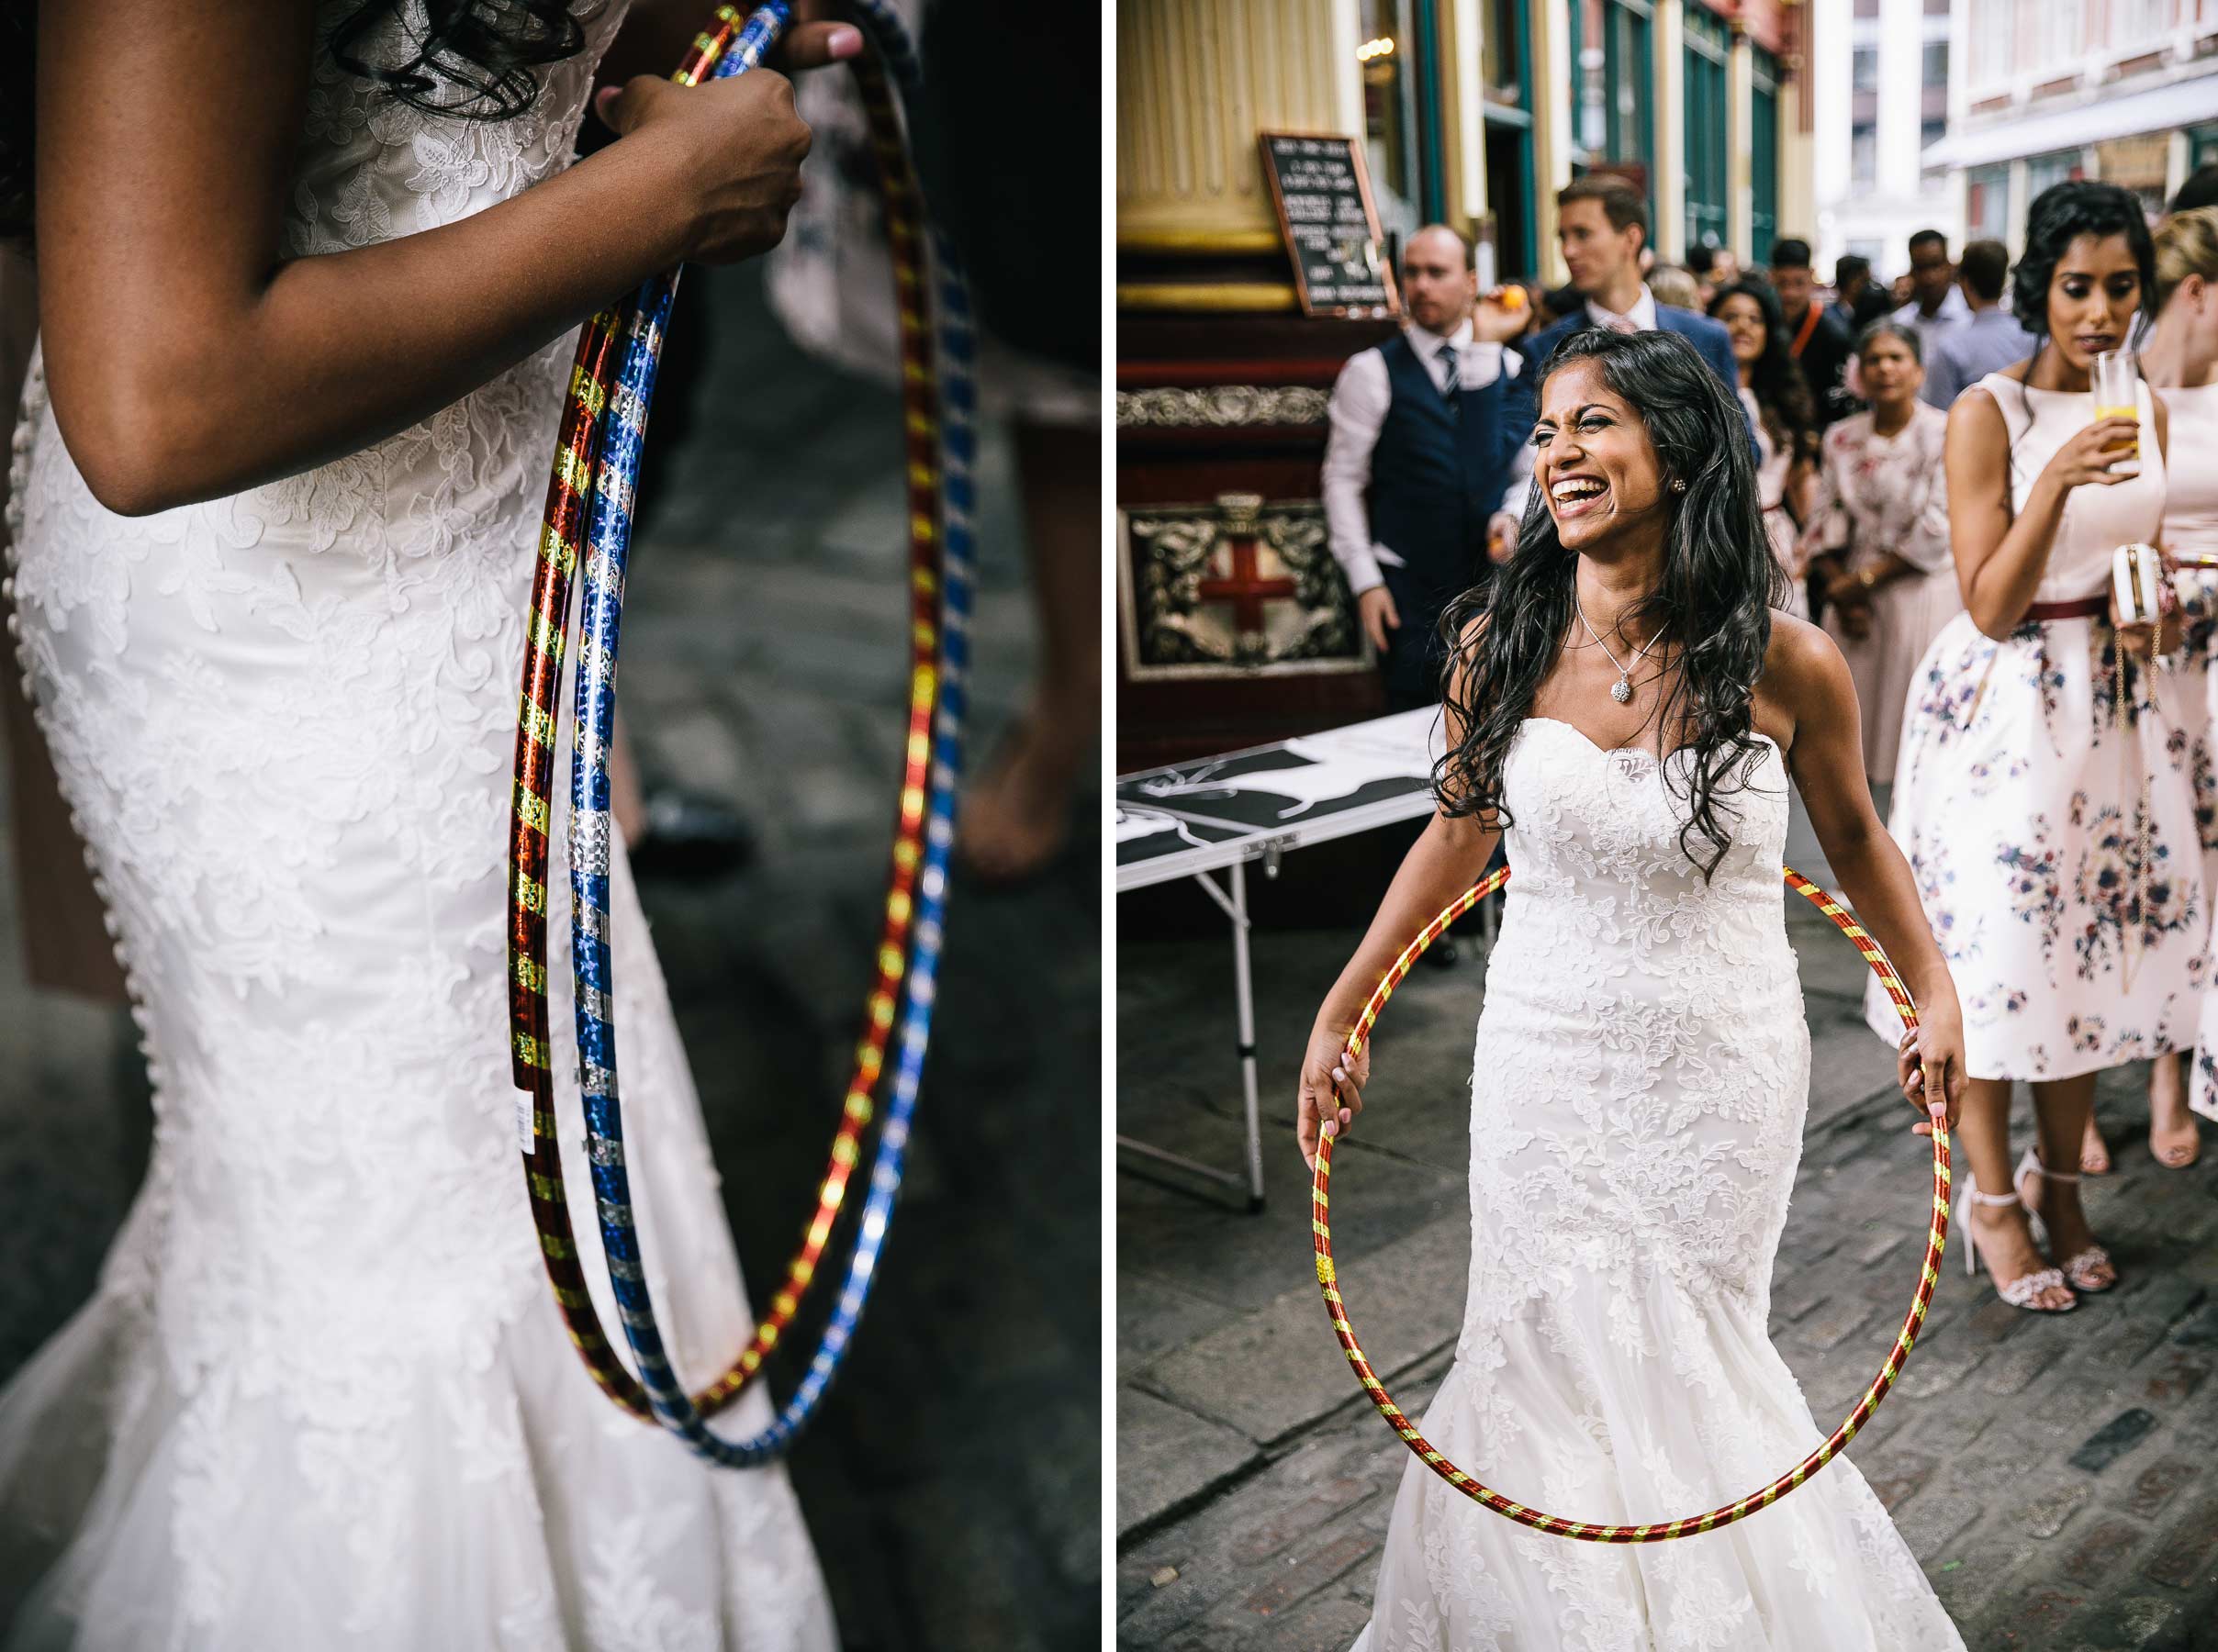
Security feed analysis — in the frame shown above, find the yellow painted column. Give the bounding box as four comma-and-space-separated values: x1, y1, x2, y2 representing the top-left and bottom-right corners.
1436, 0, 1491, 235
1115, 0, 1363, 256
1777, 51, 1815, 249
1653, 0, 1686, 262
1728, 31, 1753, 259
1531, 0, 1575, 286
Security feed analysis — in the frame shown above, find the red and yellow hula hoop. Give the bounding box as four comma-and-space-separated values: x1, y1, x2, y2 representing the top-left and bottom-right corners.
1313, 864, 1952, 1542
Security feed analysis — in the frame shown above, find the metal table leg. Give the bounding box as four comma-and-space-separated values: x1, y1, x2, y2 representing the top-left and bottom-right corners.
1113, 857, 1267, 1212
1229, 858, 1265, 1212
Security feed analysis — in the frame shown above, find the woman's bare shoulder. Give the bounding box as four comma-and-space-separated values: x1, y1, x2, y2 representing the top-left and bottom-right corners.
1946, 379, 2011, 451
1757, 611, 1854, 736
1762, 611, 1841, 681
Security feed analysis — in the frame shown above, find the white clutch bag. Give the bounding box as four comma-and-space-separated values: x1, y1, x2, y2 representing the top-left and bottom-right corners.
2112, 542, 2168, 626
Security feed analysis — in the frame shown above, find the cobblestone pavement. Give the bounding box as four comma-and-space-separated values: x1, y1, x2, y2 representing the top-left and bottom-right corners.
0, 263, 1101, 1652
1116, 827, 2218, 1651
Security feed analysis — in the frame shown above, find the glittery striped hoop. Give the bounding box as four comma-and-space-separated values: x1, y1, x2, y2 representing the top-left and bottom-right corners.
504, 1, 974, 1463
1314, 864, 1952, 1541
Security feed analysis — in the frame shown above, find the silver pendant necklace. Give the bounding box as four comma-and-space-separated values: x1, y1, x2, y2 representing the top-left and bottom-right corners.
1574, 593, 1656, 705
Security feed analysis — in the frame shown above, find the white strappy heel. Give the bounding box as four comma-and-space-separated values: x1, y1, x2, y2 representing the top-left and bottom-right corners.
1956, 1173, 2075, 1312
2014, 1146, 2118, 1294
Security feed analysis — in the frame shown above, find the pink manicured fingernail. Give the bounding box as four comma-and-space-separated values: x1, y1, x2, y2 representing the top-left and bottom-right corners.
1339, 1108, 1351, 1126
1929, 1102, 1947, 1122
593, 85, 619, 121
827, 25, 863, 58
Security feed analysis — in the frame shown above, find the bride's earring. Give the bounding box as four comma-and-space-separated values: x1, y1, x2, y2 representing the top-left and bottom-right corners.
1669, 478, 1688, 495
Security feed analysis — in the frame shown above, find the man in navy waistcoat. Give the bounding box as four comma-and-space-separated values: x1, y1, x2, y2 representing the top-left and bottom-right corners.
1321, 224, 1529, 715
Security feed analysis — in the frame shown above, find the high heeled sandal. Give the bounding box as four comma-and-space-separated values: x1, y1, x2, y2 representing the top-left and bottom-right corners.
2014, 1146, 2117, 1294
1956, 1176, 2074, 1312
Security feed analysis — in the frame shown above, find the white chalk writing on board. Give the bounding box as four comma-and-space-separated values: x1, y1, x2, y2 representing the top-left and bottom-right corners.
1259, 132, 1398, 320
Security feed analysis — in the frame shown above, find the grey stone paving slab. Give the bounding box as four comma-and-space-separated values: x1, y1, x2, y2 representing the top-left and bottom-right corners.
1140, 1211, 1468, 1449
1117, 926, 1463, 1322
0, 833, 151, 1381
1123, 1272, 1249, 1367
1121, 1387, 1266, 1539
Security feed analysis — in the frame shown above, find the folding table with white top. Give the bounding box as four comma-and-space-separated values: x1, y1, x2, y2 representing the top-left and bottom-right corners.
1115, 707, 1457, 1211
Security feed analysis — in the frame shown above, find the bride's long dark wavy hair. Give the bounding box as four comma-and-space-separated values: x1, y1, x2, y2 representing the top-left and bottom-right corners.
1435, 328, 1786, 879
0, 1, 600, 241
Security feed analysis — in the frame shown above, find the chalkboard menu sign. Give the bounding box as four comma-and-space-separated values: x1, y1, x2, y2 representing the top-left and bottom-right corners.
1258, 132, 1399, 320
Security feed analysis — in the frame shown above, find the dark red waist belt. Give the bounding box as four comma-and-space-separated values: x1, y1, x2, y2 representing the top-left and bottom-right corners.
2022, 596, 2107, 624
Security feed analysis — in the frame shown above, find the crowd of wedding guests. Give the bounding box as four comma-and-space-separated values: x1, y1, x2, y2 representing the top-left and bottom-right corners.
1322, 162, 2218, 1311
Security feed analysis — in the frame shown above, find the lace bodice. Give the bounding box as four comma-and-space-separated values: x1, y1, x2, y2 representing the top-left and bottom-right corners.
6, 0, 635, 1356
286, 1, 618, 258
1493, 718, 1791, 913
7, 0, 634, 1235
1, 6, 835, 1645
1464, 719, 1807, 1341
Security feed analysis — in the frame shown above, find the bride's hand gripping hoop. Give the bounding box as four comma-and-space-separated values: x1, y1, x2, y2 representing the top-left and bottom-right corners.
1312, 865, 1954, 1541
503, 2, 972, 1467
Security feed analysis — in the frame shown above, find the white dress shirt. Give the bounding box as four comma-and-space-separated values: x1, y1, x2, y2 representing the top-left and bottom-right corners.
1585, 287, 1659, 335
1321, 318, 1518, 597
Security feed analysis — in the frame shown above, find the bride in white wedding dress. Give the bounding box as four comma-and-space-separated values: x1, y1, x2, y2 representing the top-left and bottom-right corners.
1296, 328, 1972, 1650
0, 3, 863, 1646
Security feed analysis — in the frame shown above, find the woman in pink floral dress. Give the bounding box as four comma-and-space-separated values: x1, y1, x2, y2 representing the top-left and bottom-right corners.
1802, 319, 1959, 788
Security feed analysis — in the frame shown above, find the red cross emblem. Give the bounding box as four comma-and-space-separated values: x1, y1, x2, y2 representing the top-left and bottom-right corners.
1195, 494, 1298, 656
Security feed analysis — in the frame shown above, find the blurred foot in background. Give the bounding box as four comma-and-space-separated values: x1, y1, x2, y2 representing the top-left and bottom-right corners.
958, 420, 1098, 884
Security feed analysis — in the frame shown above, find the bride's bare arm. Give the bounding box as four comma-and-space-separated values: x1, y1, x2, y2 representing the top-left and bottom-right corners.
1294, 809, 1500, 1169
1312, 812, 1499, 1042
1297, 625, 1500, 1167
37, 0, 810, 517
1770, 615, 1966, 1127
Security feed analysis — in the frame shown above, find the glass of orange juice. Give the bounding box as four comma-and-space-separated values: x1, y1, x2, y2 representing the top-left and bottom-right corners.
2091, 348, 2141, 477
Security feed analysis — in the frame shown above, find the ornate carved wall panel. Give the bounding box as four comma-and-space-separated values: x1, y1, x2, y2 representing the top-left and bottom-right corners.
1120, 494, 1370, 681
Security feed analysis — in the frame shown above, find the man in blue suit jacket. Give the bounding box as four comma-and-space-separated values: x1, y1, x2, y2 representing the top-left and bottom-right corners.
1488, 175, 1749, 556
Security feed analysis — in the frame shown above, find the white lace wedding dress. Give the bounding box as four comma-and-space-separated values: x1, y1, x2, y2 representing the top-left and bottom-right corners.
1351, 718, 1963, 1651
0, 5, 837, 1647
